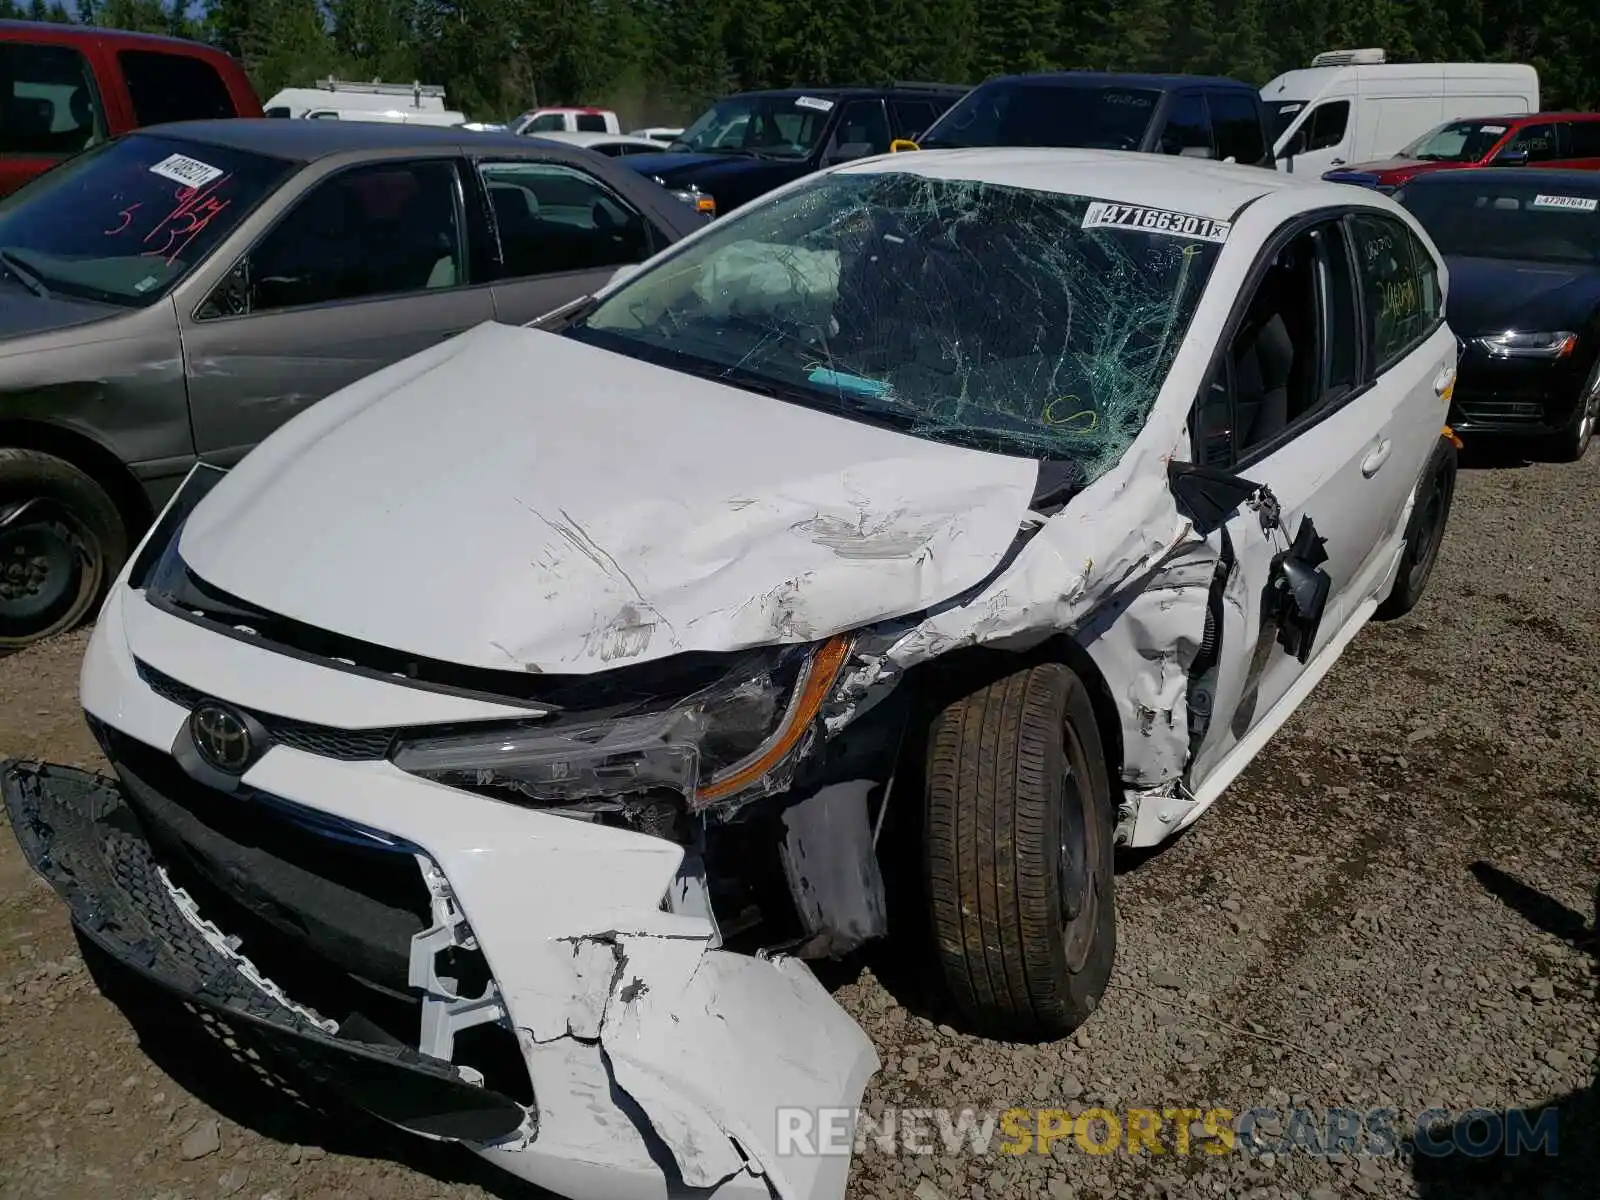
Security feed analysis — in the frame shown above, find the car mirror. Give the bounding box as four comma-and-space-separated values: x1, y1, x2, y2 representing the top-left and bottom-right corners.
1276, 129, 1306, 162
1166, 461, 1261, 536
197, 259, 250, 320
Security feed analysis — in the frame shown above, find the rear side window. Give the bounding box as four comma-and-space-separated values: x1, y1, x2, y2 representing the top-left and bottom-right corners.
1208, 90, 1264, 163
0, 42, 102, 156
1350, 213, 1438, 369
480, 160, 653, 277
575, 112, 607, 133
1159, 94, 1214, 158
119, 51, 236, 126
1562, 120, 1600, 158
1302, 100, 1349, 151
526, 113, 565, 132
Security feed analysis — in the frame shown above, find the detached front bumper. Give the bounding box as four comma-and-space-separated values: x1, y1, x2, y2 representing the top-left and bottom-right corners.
6, 582, 879, 1200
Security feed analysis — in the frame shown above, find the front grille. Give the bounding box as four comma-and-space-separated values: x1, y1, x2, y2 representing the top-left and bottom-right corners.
136, 659, 400, 761
1455, 395, 1547, 425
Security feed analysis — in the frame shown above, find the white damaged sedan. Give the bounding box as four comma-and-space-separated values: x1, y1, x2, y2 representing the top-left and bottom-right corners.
4, 148, 1461, 1198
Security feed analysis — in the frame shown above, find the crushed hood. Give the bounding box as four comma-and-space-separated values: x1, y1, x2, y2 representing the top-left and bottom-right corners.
179, 322, 1040, 674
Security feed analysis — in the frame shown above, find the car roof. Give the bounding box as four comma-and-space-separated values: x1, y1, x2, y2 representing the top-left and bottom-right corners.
527, 131, 660, 148
840, 148, 1347, 221
982, 71, 1257, 92
735, 84, 967, 100
0, 19, 227, 55
1401, 167, 1600, 189
130, 118, 538, 160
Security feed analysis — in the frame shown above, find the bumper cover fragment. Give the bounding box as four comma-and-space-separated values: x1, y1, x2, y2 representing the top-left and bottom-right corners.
0, 759, 527, 1144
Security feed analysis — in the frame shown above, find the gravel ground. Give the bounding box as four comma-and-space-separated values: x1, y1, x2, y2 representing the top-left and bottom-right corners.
1, 447, 1596, 1200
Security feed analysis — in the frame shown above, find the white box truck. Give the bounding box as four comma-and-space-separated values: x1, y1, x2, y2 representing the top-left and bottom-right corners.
1263, 49, 1539, 176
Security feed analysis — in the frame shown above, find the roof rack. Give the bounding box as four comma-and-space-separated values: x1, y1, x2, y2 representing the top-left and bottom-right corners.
313, 77, 448, 101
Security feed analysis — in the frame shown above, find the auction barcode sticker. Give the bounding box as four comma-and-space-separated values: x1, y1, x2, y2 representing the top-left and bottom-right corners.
1531, 193, 1598, 212
794, 95, 835, 112
149, 153, 224, 189
1082, 201, 1232, 243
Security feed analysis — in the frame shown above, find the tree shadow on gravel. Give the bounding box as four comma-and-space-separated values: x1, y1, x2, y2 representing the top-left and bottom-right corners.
75, 930, 558, 1199
1407, 862, 1598, 1200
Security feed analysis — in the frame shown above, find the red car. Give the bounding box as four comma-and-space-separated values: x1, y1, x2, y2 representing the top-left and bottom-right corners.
0, 20, 260, 196
1323, 111, 1600, 192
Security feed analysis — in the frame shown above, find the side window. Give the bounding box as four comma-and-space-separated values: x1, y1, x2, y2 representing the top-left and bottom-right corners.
237, 160, 465, 314
479, 160, 651, 278
828, 100, 892, 159
1208, 90, 1265, 164
575, 113, 608, 133
0, 42, 103, 156
890, 99, 937, 139
1302, 101, 1350, 151
526, 113, 565, 133
1501, 122, 1559, 162
1567, 120, 1600, 158
1159, 93, 1214, 158
1194, 220, 1359, 463
119, 51, 236, 125
1349, 213, 1430, 369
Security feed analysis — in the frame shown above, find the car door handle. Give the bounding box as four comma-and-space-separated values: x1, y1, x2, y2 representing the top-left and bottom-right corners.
1435, 365, 1457, 397
1329, 158, 1346, 166
1361, 439, 1393, 477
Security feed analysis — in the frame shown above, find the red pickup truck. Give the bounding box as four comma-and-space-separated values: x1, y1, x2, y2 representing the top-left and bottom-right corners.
0, 20, 260, 196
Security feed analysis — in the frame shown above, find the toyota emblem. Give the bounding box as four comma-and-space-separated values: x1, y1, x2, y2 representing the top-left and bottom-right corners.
190, 702, 253, 774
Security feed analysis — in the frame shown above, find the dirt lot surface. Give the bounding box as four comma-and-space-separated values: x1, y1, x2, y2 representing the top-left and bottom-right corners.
2, 449, 1597, 1200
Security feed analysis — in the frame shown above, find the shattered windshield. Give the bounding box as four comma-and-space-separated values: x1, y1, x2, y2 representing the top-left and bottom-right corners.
569, 170, 1221, 481
670, 94, 835, 159
919, 81, 1161, 151
1398, 120, 1507, 163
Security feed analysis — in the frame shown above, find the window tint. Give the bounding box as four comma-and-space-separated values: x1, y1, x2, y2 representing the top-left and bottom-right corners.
265, 106, 292, 118
1303, 100, 1349, 151
890, 99, 938, 139
526, 113, 565, 132
1567, 120, 1600, 158
120, 51, 236, 126
1501, 122, 1559, 162
829, 100, 892, 158
243, 161, 464, 313
575, 113, 607, 133
480, 161, 650, 278
1159, 94, 1214, 158
1350, 213, 1430, 369
0, 42, 102, 156
1209, 90, 1265, 163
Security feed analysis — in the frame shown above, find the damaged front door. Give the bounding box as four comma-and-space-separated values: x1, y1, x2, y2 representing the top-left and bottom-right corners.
1181, 210, 1390, 785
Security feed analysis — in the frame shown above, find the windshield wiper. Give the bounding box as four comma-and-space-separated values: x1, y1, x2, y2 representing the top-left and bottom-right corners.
0, 249, 50, 299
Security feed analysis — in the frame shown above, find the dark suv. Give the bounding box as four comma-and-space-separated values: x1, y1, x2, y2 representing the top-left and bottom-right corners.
616, 82, 969, 216
913, 72, 1275, 167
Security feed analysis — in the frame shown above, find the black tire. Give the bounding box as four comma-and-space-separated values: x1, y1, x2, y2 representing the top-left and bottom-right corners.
924, 661, 1115, 1040
1543, 368, 1598, 463
0, 448, 128, 651
1375, 436, 1457, 621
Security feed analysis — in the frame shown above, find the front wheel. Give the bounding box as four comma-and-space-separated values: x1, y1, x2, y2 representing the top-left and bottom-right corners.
1375, 436, 1457, 621
0, 449, 128, 652
1544, 367, 1598, 463
924, 662, 1116, 1040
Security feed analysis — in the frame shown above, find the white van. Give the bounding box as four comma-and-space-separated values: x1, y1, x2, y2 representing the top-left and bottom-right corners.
1263, 49, 1538, 176
263, 78, 467, 127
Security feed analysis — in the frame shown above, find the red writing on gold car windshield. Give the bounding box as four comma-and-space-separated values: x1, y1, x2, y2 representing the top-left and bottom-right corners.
103, 177, 234, 265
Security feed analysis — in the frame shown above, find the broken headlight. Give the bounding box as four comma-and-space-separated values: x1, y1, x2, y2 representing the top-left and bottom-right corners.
390, 634, 852, 814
